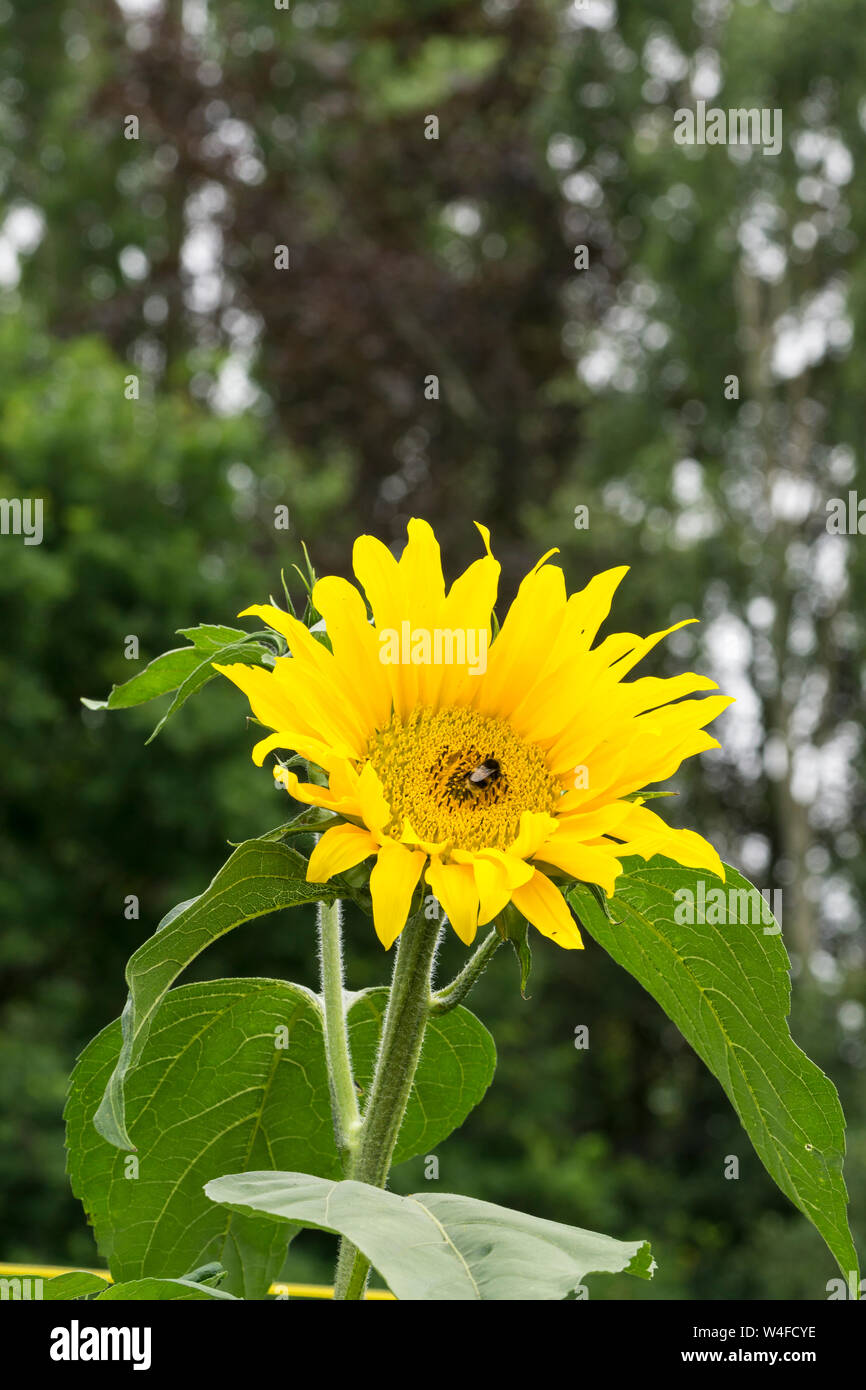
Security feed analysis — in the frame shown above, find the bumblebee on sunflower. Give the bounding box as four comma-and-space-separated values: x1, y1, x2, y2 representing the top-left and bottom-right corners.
217, 521, 732, 950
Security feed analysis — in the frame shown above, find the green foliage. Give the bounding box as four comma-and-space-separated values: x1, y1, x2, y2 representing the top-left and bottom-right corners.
348, 988, 497, 1164
570, 863, 858, 1281
96, 1278, 238, 1301
0, 313, 333, 1265
43, 1271, 112, 1300
67, 975, 495, 1295
93, 840, 338, 1149
1, 0, 864, 1300
68, 980, 335, 1299
205, 1170, 654, 1301
82, 625, 278, 742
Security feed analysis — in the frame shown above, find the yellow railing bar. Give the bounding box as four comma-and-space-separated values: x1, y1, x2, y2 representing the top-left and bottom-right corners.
0, 1262, 394, 1300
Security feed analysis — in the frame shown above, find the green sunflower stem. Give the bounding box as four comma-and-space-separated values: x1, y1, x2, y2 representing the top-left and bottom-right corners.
317, 898, 362, 1168
333, 911, 441, 1301
430, 926, 502, 1014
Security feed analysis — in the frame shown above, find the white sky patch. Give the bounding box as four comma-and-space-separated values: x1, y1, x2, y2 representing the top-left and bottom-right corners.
772, 282, 852, 378
768, 473, 816, 524
181, 189, 224, 314
691, 46, 722, 100
119, 244, 149, 281
794, 723, 859, 823
547, 134, 584, 170
0, 203, 46, 286
673, 505, 719, 546
442, 201, 482, 236
789, 671, 829, 742
115, 0, 162, 12
672, 457, 704, 505
827, 445, 856, 485
211, 356, 260, 416
201, 117, 265, 185
702, 611, 762, 777
565, 0, 616, 31
573, 282, 667, 393
811, 532, 849, 605
738, 197, 787, 283
793, 129, 854, 185
739, 832, 771, 877
670, 461, 719, 548
578, 344, 619, 389
4, 205, 45, 252
839, 1000, 865, 1030
182, 0, 208, 36
642, 31, 689, 82
809, 949, 841, 987
747, 596, 775, 629
563, 170, 603, 207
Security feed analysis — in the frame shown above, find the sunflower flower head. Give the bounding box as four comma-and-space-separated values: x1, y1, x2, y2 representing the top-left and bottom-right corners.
215, 521, 733, 951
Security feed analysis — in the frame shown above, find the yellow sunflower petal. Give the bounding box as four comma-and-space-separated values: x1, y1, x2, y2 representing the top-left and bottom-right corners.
475, 562, 568, 721
251, 730, 293, 765
214, 658, 365, 764
534, 837, 622, 897
357, 762, 391, 837
509, 810, 559, 860
307, 824, 378, 883
370, 839, 427, 949
399, 518, 446, 622
400, 816, 450, 856
511, 870, 584, 949
311, 575, 392, 731
275, 766, 362, 818
425, 858, 479, 946
611, 802, 725, 879
453, 849, 533, 926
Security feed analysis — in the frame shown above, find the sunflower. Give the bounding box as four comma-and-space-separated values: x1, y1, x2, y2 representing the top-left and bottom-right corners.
215, 521, 732, 950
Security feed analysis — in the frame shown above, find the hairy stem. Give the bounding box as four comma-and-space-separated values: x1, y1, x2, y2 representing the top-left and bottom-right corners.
317, 898, 362, 1168
430, 926, 501, 1014
333, 912, 440, 1300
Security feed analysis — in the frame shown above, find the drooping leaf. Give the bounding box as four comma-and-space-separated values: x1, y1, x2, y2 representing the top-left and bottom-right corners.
93, 838, 336, 1149
205, 1171, 654, 1300
181, 1262, 228, 1287
81, 624, 274, 739
568, 859, 859, 1283
495, 903, 533, 997
67, 979, 339, 1299
144, 638, 271, 744
81, 647, 205, 711
97, 1277, 238, 1300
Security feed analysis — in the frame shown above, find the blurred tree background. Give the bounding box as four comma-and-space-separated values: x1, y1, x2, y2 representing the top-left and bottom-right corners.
0, 0, 863, 1297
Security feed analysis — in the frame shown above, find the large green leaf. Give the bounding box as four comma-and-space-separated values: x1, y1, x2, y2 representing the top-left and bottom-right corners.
93, 838, 337, 1149
68, 979, 339, 1299
72, 979, 495, 1296
205, 1171, 654, 1300
347, 989, 496, 1165
568, 860, 859, 1282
